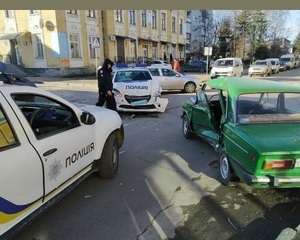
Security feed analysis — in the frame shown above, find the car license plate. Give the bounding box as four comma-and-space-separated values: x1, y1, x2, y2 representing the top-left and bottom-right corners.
131, 99, 147, 106
295, 159, 300, 168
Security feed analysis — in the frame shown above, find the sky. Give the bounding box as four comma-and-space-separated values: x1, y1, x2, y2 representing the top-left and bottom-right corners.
285, 10, 300, 42
213, 10, 300, 43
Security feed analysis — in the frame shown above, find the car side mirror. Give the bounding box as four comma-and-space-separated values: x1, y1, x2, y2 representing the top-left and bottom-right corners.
176, 73, 180, 77
80, 111, 96, 125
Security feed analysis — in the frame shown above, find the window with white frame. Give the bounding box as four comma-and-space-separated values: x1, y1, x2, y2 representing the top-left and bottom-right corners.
29, 10, 39, 15
152, 10, 157, 29
179, 18, 183, 34
116, 10, 123, 22
141, 10, 147, 27
129, 10, 136, 25
34, 34, 44, 59
67, 10, 78, 15
172, 17, 176, 33
161, 13, 166, 31
4, 10, 14, 18
87, 10, 96, 18
69, 34, 81, 58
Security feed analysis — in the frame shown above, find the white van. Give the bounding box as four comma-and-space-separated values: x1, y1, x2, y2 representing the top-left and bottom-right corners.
265, 58, 280, 74
210, 57, 243, 79
280, 54, 295, 70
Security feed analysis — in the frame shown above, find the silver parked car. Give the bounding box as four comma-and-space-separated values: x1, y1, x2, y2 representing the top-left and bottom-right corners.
147, 66, 200, 93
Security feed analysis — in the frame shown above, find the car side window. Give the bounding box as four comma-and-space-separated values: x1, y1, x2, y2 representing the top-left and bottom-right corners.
149, 69, 160, 76
162, 69, 176, 77
11, 94, 80, 139
0, 107, 17, 149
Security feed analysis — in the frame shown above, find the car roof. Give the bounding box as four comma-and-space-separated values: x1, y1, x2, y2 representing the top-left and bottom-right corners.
206, 77, 300, 97
115, 68, 148, 72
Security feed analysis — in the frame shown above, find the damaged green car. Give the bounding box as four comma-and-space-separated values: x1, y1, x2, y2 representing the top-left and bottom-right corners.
182, 77, 300, 188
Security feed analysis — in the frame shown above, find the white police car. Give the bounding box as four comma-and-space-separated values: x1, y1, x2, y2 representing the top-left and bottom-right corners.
112, 68, 169, 113
0, 85, 124, 239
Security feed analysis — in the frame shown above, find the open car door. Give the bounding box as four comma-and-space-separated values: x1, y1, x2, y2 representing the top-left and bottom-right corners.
191, 84, 221, 146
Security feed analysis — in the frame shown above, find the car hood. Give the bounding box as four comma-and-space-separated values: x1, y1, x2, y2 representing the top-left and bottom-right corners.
237, 124, 300, 153
114, 81, 158, 95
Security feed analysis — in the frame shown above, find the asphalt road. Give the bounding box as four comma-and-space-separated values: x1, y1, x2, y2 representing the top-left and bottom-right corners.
11, 68, 300, 240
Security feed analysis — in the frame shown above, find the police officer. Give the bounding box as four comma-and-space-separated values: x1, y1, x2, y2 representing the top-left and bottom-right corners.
96, 58, 117, 111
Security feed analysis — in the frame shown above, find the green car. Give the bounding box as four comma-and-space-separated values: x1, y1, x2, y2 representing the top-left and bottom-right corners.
182, 77, 300, 188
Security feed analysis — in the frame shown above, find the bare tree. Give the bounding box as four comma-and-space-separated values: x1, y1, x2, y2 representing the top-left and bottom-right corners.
265, 10, 291, 41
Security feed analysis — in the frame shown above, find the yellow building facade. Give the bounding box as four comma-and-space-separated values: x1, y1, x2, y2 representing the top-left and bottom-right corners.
0, 10, 186, 76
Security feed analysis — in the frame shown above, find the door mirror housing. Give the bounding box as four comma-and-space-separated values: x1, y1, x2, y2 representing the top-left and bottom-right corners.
80, 111, 96, 125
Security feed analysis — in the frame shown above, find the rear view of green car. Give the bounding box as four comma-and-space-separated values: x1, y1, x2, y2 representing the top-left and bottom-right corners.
182, 77, 300, 188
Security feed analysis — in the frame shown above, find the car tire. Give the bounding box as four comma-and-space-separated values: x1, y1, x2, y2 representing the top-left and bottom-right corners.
98, 133, 119, 178
184, 82, 196, 93
218, 148, 233, 186
182, 114, 192, 139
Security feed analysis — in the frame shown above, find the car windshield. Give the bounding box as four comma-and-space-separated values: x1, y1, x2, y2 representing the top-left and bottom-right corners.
254, 61, 266, 65
237, 93, 300, 124
214, 60, 233, 67
281, 57, 291, 62
114, 70, 152, 82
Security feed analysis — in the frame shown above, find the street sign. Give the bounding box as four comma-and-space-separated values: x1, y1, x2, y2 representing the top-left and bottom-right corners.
91, 36, 100, 48
204, 47, 212, 56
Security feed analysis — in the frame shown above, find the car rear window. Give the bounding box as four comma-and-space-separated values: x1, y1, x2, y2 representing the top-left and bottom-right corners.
237, 92, 300, 124
114, 70, 152, 82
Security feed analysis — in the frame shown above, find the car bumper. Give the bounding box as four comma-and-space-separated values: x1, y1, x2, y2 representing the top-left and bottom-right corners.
116, 97, 168, 113
243, 173, 300, 188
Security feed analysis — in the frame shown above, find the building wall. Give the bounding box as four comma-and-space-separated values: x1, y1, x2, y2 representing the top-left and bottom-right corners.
0, 9, 187, 76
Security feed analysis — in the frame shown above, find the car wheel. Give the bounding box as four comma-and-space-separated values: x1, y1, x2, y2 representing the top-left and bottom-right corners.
98, 133, 119, 178
218, 148, 232, 186
184, 82, 196, 93
182, 114, 192, 139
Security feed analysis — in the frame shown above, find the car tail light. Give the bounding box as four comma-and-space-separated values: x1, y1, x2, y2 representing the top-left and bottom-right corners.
263, 160, 294, 170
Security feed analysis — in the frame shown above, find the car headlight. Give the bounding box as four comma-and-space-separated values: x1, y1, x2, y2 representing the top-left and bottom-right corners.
113, 88, 122, 97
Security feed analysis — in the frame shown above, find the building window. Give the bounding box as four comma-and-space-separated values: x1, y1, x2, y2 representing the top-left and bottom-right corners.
116, 10, 123, 22
34, 34, 44, 59
130, 41, 136, 59
179, 18, 183, 34
129, 10, 136, 25
69, 34, 81, 58
152, 47, 158, 59
141, 10, 147, 27
161, 13, 166, 31
89, 37, 96, 59
172, 17, 176, 33
67, 10, 78, 15
87, 10, 96, 18
4, 10, 14, 18
152, 10, 157, 29
29, 10, 39, 15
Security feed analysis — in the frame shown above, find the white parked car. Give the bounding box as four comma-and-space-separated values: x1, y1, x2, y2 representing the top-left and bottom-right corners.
112, 68, 169, 113
147, 66, 200, 93
210, 57, 243, 79
265, 58, 280, 74
150, 60, 172, 69
248, 60, 272, 77
0, 85, 124, 239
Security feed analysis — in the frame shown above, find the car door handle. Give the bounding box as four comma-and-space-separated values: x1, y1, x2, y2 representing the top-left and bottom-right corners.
43, 148, 57, 157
